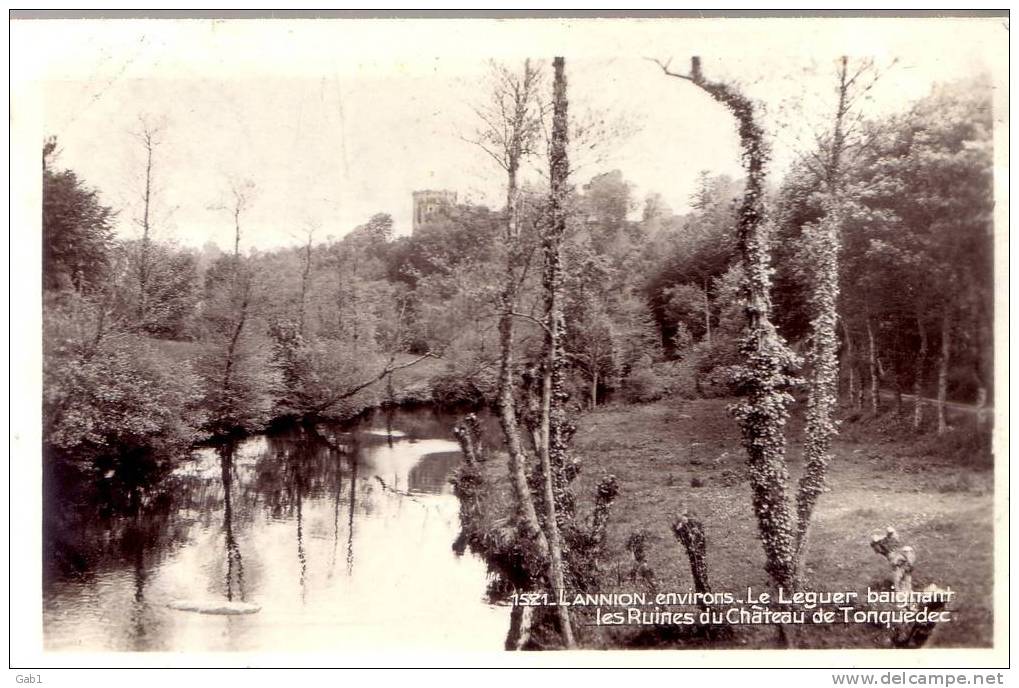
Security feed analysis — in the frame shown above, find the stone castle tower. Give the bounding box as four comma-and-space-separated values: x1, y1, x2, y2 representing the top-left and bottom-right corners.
412, 190, 457, 233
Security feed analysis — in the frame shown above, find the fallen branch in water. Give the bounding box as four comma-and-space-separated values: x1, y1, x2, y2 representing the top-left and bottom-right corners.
374, 475, 425, 503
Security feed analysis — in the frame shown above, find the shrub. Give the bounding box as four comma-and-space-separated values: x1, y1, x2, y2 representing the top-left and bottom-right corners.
431, 370, 494, 406
195, 333, 275, 434
430, 356, 498, 407
44, 295, 205, 465
620, 365, 664, 403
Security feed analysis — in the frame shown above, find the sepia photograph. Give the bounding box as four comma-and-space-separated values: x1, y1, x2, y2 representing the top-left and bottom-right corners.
9, 10, 1009, 670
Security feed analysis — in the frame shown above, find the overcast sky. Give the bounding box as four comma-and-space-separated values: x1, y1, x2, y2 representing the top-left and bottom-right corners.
14, 16, 1005, 250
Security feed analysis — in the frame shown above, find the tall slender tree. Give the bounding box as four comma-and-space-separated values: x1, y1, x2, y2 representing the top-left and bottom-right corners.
535, 55, 576, 648
133, 119, 161, 324
795, 56, 857, 564
468, 59, 550, 560
657, 57, 801, 592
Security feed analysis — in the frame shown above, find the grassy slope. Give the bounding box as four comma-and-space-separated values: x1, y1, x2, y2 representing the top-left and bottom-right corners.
482, 398, 994, 649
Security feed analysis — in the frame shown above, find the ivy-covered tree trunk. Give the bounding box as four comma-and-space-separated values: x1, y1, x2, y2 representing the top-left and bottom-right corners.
795, 207, 840, 562
535, 55, 575, 648
546, 56, 575, 519
661, 57, 800, 591
795, 56, 849, 566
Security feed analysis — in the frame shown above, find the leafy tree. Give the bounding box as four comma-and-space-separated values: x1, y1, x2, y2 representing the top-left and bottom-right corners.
43, 291, 204, 465
196, 260, 274, 435
119, 240, 200, 338
384, 204, 501, 286
841, 77, 993, 429
645, 172, 741, 351
43, 146, 116, 293
196, 187, 274, 435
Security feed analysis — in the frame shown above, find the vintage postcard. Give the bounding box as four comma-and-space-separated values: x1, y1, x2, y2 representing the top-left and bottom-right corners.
9, 11, 1009, 672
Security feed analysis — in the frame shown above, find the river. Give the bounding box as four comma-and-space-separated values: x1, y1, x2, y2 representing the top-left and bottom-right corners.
42, 407, 509, 652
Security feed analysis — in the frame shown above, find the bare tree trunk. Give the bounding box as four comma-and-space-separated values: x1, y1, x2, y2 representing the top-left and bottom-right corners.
870, 527, 950, 648
215, 181, 258, 426
505, 605, 534, 651
703, 277, 712, 345
976, 386, 988, 428
222, 280, 250, 391
867, 316, 879, 414
497, 284, 547, 553
842, 319, 857, 405
488, 60, 548, 563
973, 308, 990, 429
138, 129, 155, 324
298, 227, 314, 335
590, 370, 598, 409
937, 309, 950, 434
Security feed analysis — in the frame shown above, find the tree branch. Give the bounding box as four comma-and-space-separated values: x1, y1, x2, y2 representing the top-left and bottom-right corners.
646, 57, 695, 82
507, 311, 552, 336
311, 351, 439, 414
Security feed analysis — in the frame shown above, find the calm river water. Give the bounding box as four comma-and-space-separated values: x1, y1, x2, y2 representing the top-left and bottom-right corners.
43, 407, 508, 652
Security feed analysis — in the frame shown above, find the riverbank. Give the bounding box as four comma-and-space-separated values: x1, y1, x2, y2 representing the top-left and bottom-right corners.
150, 337, 448, 434
464, 397, 994, 649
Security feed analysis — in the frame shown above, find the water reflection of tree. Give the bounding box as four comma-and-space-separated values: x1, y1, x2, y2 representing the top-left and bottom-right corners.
45, 453, 182, 584
356, 406, 501, 445
121, 485, 159, 649
256, 425, 369, 593
346, 456, 358, 575
44, 451, 192, 650
219, 444, 245, 602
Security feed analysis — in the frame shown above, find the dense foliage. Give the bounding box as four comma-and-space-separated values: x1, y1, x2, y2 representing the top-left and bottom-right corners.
41, 75, 993, 477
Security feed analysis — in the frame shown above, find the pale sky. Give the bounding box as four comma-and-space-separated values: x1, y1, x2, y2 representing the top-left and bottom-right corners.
13, 16, 1006, 249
